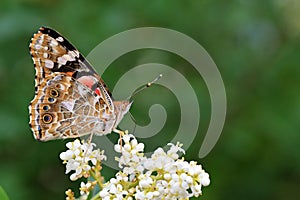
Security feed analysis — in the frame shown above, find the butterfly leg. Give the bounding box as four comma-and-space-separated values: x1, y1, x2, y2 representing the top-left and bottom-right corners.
113, 129, 128, 149
81, 132, 95, 163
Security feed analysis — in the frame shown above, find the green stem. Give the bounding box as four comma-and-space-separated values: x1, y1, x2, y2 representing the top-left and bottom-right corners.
90, 170, 104, 189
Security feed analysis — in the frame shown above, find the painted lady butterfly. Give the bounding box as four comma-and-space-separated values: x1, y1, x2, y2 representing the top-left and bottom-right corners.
29, 27, 132, 141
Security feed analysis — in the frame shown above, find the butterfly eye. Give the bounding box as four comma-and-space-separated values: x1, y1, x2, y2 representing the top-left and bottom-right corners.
42, 113, 53, 124
42, 105, 50, 111
50, 88, 59, 97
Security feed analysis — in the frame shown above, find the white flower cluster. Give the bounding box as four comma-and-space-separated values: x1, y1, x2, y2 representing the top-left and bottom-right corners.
59, 135, 210, 200
59, 139, 106, 181
99, 134, 210, 200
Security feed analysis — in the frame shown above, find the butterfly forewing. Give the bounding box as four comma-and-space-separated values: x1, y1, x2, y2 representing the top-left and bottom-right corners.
29, 27, 131, 141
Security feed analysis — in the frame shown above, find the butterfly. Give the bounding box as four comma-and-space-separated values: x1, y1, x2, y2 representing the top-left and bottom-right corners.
29, 27, 132, 141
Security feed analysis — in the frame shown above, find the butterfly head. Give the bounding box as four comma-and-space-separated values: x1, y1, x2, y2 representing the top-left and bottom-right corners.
113, 100, 133, 128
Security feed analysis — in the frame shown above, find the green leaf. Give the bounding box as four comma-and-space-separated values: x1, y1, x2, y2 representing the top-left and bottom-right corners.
0, 186, 9, 200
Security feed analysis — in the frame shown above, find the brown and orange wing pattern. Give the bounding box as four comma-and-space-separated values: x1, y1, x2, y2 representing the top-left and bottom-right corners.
29, 27, 116, 141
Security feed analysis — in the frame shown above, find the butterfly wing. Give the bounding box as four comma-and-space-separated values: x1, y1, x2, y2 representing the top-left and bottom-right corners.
29, 27, 116, 141
30, 27, 114, 108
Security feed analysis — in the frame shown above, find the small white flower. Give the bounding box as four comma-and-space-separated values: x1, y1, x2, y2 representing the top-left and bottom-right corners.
59, 139, 106, 181
167, 142, 185, 159
99, 189, 109, 198
59, 150, 74, 160
80, 181, 92, 196
138, 173, 153, 189
200, 172, 210, 186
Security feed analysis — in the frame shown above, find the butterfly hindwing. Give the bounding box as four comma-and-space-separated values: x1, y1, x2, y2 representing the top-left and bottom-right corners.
29, 72, 114, 141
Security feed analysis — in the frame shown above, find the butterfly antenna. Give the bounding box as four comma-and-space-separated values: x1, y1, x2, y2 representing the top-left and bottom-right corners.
127, 74, 162, 100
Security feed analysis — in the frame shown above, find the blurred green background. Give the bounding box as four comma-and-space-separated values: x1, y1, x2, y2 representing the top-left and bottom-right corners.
1, 0, 300, 199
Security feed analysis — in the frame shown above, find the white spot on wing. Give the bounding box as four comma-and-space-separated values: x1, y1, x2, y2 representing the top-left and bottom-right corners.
34, 44, 42, 50
36, 35, 44, 44
56, 37, 64, 42
53, 75, 63, 81
59, 84, 65, 90
64, 53, 75, 61
69, 50, 79, 58
44, 59, 54, 69
50, 39, 58, 47
57, 56, 67, 65
61, 101, 75, 111
43, 53, 48, 58
57, 54, 75, 65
